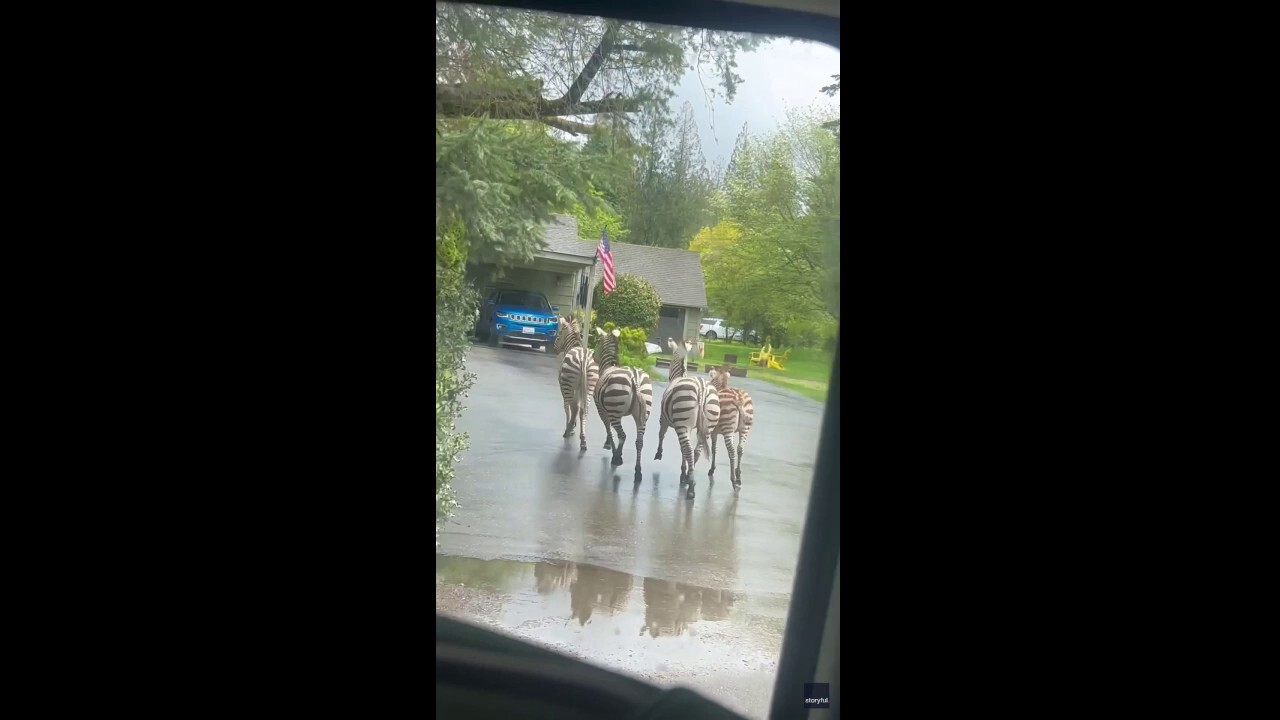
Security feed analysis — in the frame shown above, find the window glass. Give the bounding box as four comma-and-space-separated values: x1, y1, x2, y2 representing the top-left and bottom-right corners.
436, 6, 839, 716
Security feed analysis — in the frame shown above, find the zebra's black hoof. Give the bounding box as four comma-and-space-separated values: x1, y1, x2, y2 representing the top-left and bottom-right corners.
708, 467, 716, 475
654, 450, 663, 460
686, 486, 696, 499
611, 455, 624, 467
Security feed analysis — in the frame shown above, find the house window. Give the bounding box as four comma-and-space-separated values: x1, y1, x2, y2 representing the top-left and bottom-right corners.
658, 306, 680, 318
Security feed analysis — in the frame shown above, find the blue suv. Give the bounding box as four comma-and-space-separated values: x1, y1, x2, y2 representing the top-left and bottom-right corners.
476, 288, 559, 351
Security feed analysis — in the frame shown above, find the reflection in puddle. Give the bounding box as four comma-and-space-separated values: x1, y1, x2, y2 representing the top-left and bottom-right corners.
641, 577, 735, 638
438, 555, 739, 639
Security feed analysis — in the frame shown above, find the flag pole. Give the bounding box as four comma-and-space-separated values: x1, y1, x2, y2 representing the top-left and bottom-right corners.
581, 228, 602, 418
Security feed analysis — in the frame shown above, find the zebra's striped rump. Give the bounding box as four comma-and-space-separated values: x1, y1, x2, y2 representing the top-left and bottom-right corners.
656, 375, 721, 494
555, 317, 598, 450
593, 364, 653, 476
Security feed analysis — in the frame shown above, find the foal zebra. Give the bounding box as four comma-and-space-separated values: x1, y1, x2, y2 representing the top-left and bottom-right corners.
592, 327, 652, 478
708, 366, 755, 490
655, 339, 720, 499
554, 317, 599, 451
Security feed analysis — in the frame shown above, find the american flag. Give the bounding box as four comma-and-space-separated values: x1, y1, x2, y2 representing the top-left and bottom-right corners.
597, 228, 615, 294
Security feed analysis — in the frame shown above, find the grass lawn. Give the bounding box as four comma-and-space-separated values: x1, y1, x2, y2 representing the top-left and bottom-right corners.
652, 338, 833, 402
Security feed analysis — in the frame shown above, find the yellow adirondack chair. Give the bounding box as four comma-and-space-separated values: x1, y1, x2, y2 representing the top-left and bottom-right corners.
750, 343, 772, 366
767, 349, 791, 370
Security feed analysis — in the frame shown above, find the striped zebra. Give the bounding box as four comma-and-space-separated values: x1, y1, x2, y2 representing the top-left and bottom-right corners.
655, 340, 720, 499
708, 367, 755, 490
666, 337, 688, 382
554, 317, 599, 451
592, 327, 652, 478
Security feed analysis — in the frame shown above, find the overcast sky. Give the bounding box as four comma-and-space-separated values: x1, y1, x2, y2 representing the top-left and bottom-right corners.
674, 37, 840, 172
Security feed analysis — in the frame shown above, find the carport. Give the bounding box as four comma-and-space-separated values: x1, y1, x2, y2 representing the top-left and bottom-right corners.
467, 216, 594, 314
465, 217, 588, 313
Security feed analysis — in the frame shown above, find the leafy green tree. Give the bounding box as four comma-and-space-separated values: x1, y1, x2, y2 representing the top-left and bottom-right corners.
695, 105, 840, 347
567, 185, 630, 243
595, 274, 661, 335
624, 102, 714, 249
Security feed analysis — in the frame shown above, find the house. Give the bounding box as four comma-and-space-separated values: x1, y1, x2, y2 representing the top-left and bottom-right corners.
468, 215, 708, 344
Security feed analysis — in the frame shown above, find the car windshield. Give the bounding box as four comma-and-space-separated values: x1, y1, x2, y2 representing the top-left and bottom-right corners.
497, 291, 548, 310
437, 5, 839, 717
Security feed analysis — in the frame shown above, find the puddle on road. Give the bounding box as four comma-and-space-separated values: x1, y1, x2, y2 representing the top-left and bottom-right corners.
436, 554, 788, 679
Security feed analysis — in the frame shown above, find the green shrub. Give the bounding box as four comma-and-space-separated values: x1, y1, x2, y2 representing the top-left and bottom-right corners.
619, 353, 655, 369
587, 325, 653, 368
617, 327, 654, 368
436, 225, 477, 547
595, 274, 661, 335
782, 315, 837, 348
619, 327, 648, 356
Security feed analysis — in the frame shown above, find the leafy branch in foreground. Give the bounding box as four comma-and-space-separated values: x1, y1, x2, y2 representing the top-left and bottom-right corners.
436, 5, 762, 134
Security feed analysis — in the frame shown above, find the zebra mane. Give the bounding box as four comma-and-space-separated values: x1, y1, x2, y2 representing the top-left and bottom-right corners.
708, 366, 730, 390
554, 316, 582, 355
595, 326, 621, 369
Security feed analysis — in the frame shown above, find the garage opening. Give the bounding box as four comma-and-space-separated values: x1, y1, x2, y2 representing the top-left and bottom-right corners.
655, 305, 685, 344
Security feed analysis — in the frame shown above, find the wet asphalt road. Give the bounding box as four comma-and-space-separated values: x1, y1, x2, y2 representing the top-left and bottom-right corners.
437, 341, 826, 719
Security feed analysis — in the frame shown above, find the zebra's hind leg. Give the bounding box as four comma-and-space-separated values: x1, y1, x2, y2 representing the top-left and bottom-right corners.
610, 418, 627, 466
578, 399, 589, 451
655, 419, 668, 460
597, 395, 613, 450
675, 426, 695, 497
562, 395, 577, 438
602, 417, 614, 449
721, 434, 738, 493
633, 419, 644, 480
708, 433, 718, 475
734, 425, 751, 488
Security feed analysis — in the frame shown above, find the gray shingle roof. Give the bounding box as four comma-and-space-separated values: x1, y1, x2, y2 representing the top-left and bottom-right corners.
540, 215, 589, 257
539, 215, 708, 309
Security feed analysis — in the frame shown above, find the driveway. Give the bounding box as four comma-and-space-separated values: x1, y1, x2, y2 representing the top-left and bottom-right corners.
436, 342, 827, 719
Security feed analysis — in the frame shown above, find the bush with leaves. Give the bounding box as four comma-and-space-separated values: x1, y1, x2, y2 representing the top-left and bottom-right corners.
586, 323, 653, 369
617, 326, 654, 369
595, 274, 661, 335
781, 315, 837, 349
436, 224, 478, 546
619, 326, 648, 356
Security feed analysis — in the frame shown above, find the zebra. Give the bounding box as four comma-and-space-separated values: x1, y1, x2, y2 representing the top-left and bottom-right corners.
708, 366, 755, 491
666, 337, 688, 382
554, 316, 598, 451
655, 339, 720, 499
592, 327, 652, 478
